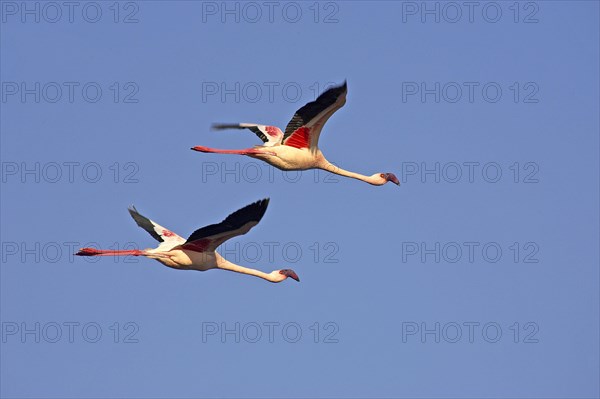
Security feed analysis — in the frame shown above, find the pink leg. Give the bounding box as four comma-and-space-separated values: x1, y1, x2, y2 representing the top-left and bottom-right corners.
75, 248, 145, 256
191, 146, 275, 156
75, 248, 174, 260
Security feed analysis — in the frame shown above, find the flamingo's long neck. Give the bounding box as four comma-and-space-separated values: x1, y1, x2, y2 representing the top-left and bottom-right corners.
216, 256, 275, 282
320, 162, 375, 184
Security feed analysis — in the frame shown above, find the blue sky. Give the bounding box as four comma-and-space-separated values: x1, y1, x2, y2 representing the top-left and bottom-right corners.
1, 1, 598, 398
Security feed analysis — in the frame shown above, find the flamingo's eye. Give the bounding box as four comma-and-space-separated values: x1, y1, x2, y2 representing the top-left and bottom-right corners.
380, 173, 385, 178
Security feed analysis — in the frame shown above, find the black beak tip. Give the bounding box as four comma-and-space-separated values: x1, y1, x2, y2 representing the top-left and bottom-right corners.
386, 173, 400, 186
281, 269, 300, 282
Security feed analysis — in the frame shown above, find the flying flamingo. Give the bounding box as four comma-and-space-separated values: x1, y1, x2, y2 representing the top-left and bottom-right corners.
192, 81, 400, 186
75, 199, 300, 283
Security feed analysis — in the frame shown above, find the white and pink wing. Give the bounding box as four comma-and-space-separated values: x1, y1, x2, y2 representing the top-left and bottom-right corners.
211, 123, 283, 147
128, 206, 186, 251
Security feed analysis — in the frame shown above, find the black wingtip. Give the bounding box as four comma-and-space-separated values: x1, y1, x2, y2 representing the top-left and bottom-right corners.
211, 123, 243, 131
243, 198, 270, 223
184, 198, 272, 244
127, 205, 139, 216
211, 123, 226, 131
253, 198, 270, 215
225, 198, 271, 225
325, 81, 347, 96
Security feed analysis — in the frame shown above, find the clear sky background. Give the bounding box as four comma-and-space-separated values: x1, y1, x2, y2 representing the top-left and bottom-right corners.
1, 1, 598, 398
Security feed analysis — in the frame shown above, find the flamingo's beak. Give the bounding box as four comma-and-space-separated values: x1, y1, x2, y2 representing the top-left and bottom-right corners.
386, 173, 400, 186
281, 269, 300, 282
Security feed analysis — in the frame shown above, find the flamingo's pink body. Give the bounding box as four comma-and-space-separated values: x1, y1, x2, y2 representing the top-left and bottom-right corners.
192, 81, 400, 186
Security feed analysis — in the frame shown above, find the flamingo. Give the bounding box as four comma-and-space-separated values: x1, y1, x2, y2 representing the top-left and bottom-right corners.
192, 81, 400, 186
75, 199, 300, 283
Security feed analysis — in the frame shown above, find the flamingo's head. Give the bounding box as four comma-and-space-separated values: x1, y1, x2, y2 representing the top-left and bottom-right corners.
374, 172, 400, 186
274, 269, 300, 283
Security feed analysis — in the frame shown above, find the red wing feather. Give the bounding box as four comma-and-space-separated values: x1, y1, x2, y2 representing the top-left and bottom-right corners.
282, 127, 311, 149
181, 238, 211, 252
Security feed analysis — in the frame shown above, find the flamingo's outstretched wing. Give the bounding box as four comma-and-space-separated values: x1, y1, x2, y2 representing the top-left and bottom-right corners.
128, 206, 186, 250
282, 81, 347, 151
182, 199, 270, 253
212, 123, 283, 147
